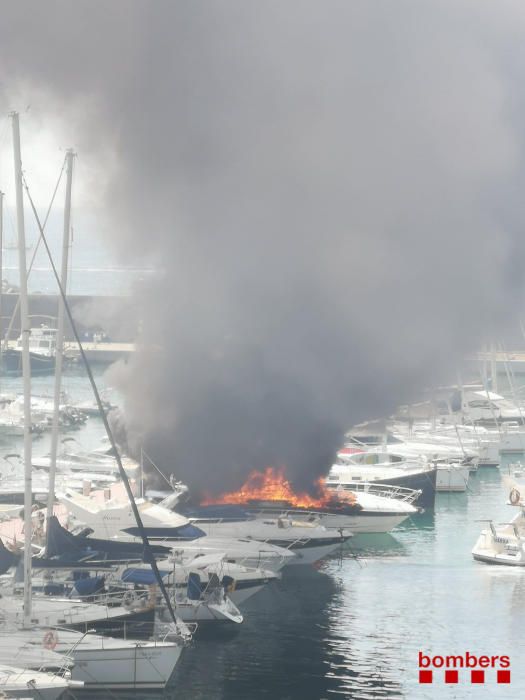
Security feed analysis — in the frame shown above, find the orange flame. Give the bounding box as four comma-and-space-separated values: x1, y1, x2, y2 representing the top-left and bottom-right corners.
202, 466, 355, 509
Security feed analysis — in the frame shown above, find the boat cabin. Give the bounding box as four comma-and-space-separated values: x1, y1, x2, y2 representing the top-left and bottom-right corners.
16, 326, 57, 357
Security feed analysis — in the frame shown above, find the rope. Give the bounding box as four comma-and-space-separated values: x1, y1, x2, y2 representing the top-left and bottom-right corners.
22, 175, 179, 629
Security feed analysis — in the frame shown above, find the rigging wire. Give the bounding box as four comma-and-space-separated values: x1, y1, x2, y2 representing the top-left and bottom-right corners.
3, 156, 67, 345
22, 174, 180, 628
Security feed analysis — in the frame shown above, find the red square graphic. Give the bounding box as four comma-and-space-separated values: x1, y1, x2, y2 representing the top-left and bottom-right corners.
471, 670, 485, 684
445, 670, 458, 684
497, 670, 511, 684
419, 670, 433, 684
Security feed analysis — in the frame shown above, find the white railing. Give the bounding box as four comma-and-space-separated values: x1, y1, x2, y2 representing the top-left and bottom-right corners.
325, 480, 421, 503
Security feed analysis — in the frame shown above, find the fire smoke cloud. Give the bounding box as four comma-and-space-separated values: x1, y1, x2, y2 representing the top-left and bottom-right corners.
1, 1, 525, 493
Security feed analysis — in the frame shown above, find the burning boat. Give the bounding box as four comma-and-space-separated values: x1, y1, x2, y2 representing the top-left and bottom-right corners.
196, 468, 419, 534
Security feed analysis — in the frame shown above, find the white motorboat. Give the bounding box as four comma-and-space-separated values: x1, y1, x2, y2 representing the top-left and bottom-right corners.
0, 662, 77, 699
472, 518, 525, 565
472, 474, 525, 565
327, 450, 437, 507
2, 624, 187, 691
59, 492, 308, 570
33, 437, 139, 476
191, 517, 350, 565
169, 536, 295, 572
246, 487, 419, 533
375, 438, 475, 483
62, 487, 349, 565
471, 474, 525, 565
59, 489, 300, 570
0, 454, 117, 506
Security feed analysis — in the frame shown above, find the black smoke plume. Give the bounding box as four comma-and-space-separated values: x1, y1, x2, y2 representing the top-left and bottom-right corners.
1, 2, 525, 494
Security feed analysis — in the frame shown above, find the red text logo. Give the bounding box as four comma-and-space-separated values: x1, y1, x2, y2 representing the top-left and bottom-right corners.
418, 652, 510, 684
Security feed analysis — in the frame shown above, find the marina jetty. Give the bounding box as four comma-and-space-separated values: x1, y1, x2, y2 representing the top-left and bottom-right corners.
0, 292, 135, 364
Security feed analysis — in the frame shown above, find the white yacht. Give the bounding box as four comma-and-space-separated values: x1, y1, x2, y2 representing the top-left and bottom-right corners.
0, 662, 78, 699
58, 490, 348, 566
328, 449, 437, 506
33, 437, 139, 476
237, 488, 419, 533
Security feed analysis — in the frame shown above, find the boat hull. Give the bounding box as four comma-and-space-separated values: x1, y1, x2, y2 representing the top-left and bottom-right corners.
321, 512, 411, 533
276, 539, 345, 565
2, 348, 55, 376
250, 507, 411, 534
68, 642, 183, 689
435, 466, 470, 492
472, 551, 525, 566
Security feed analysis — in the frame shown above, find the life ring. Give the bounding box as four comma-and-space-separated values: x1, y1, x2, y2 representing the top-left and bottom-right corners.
43, 630, 58, 650
510, 488, 521, 505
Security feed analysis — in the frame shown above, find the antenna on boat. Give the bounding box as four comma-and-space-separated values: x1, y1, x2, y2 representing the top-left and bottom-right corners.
10, 111, 33, 626
46, 148, 74, 524
23, 161, 180, 627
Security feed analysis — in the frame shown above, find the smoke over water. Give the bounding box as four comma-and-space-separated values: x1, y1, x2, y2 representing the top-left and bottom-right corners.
2, 2, 525, 494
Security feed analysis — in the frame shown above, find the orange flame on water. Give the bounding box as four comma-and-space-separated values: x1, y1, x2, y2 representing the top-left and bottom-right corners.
202, 466, 355, 509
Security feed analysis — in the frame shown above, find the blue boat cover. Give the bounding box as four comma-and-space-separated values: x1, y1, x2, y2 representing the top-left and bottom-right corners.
45, 516, 172, 560
121, 567, 170, 585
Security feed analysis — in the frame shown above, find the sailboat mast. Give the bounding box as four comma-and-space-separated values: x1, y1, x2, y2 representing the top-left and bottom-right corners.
10, 111, 32, 625
46, 149, 74, 525
490, 342, 498, 394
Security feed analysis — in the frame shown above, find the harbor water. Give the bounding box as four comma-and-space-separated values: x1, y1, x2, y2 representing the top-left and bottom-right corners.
1, 371, 524, 699
163, 471, 525, 700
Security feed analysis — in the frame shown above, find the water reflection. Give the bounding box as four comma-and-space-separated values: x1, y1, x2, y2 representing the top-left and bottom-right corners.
69, 567, 406, 700
14, 370, 525, 698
